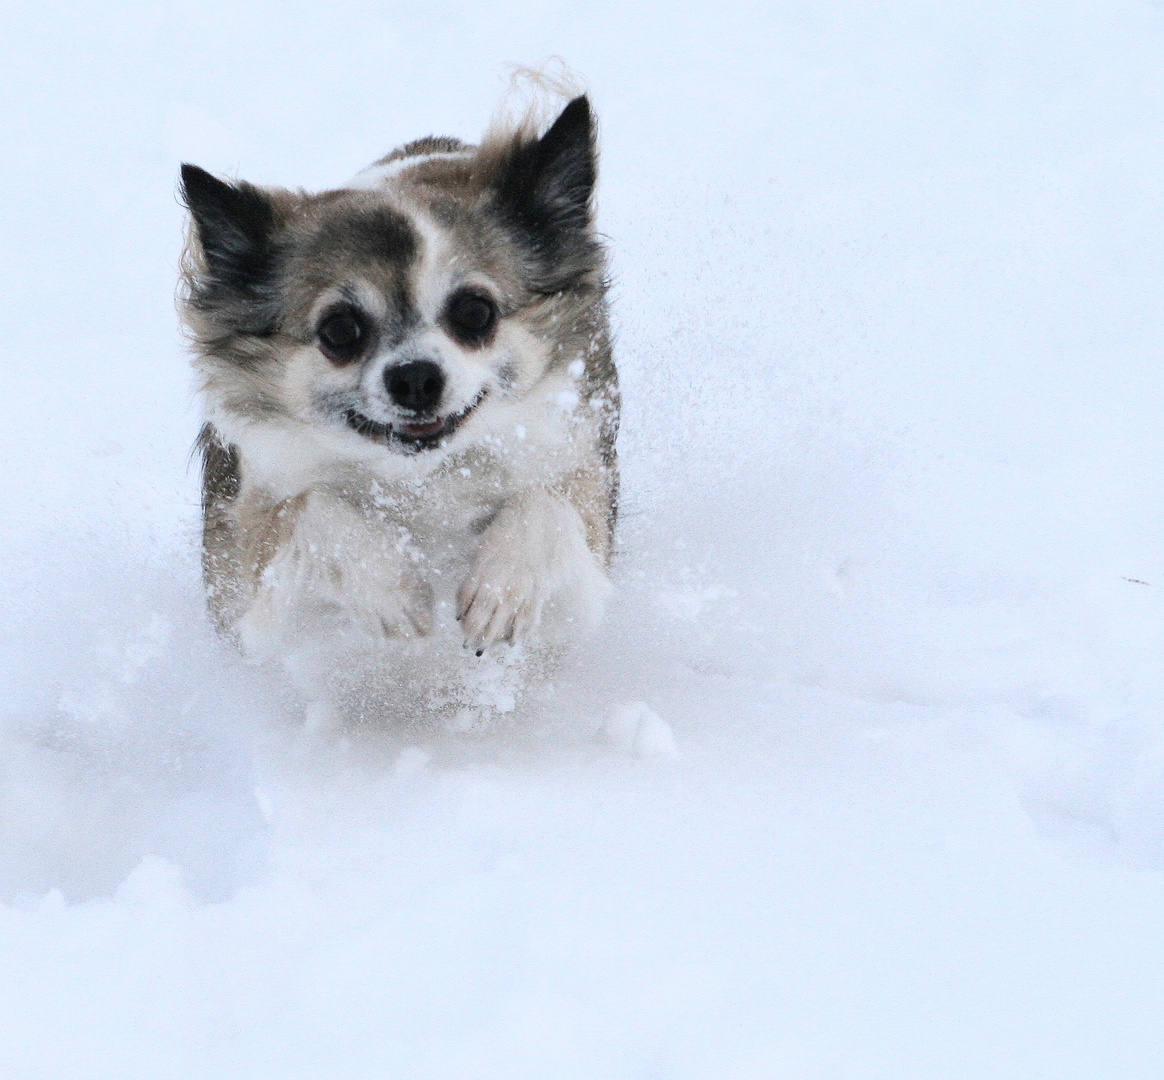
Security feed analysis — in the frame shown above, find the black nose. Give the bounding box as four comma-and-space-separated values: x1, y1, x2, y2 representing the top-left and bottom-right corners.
385, 360, 445, 414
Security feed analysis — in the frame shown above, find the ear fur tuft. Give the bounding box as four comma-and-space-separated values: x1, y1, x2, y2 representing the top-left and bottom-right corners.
491, 95, 600, 292
179, 164, 285, 335
180, 164, 281, 299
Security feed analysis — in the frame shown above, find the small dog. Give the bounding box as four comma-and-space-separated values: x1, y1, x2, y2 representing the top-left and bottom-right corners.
179, 93, 618, 719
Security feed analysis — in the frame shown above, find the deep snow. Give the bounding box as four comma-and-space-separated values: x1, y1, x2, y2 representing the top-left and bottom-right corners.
2, 1, 1164, 1076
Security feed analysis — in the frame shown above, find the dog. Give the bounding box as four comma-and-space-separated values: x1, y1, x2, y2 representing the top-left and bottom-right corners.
179, 92, 618, 723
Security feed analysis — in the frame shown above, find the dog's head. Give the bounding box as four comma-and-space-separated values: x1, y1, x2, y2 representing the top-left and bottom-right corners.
180, 96, 607, 458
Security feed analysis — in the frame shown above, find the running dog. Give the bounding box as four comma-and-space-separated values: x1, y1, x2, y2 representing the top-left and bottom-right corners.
179, 92, 618, 713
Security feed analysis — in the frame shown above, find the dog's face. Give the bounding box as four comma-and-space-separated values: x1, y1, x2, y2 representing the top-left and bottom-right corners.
181, 97, 606, 459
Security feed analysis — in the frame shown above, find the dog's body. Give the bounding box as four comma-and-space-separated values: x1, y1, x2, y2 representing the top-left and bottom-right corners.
180, 95, 618, 720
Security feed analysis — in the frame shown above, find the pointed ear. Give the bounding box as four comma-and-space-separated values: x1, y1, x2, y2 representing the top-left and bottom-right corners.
180, 164, 280, 295
492, 96, 600, 289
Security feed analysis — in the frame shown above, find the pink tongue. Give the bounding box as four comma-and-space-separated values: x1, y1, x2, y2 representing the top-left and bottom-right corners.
400, 418, 444, 437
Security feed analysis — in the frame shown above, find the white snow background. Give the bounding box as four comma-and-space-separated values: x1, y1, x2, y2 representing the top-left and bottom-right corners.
2, 1, 1163, 1076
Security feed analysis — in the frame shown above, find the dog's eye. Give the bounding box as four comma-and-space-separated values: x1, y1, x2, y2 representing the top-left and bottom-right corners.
317, 307, 366, 364
445, 291, 498, 345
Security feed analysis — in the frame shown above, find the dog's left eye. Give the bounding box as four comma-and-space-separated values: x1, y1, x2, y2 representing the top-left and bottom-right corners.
445, 291, 498, 345
317, 307, 367, 364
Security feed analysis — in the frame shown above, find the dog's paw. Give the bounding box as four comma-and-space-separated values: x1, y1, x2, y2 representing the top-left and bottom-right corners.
235, 491, 433, 658
457, 550, 550, 654
303, 520, 434, 643
456, 490, 609, 654
359, 573, 434, 640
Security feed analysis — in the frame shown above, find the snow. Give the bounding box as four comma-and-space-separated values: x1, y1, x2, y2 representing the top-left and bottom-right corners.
2, 0, 1164, 1075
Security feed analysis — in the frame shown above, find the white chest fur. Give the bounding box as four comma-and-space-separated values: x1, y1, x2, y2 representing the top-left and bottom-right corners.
226, 403, 608, 668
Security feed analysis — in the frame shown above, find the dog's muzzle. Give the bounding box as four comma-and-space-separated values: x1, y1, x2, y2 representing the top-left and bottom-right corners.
344, 387, 487, 453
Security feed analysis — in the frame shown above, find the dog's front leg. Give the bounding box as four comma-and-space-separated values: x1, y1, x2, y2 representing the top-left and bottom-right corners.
457, 488, 610, 654
236, 490, 433, 661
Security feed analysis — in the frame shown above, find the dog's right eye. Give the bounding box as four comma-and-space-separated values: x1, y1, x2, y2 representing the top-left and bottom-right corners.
445, 290, 498, 346
317, 308, 366, 364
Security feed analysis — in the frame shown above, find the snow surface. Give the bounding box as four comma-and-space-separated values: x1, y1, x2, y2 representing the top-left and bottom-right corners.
3, 1, 1164, 1076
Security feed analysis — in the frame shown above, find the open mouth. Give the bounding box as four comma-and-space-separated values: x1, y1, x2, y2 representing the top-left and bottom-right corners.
344, 391, 486, 452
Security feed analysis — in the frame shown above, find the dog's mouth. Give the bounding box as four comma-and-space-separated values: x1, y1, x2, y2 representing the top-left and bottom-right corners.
344, 391, 486, 452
